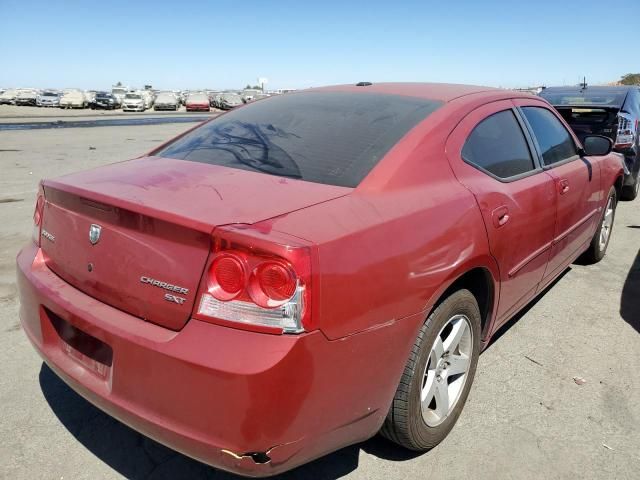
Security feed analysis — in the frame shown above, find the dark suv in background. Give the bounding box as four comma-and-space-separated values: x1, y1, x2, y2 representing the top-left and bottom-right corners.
540, 85, 640, 200
89, 92, 121, 110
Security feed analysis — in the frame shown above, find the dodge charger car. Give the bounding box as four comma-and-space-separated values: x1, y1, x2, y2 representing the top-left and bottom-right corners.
17, 83, 623, 477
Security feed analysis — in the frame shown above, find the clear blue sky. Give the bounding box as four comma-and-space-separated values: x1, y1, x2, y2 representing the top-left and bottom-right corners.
1, 0, 637, 91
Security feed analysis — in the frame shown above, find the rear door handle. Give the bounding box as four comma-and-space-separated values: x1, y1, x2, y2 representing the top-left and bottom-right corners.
492, 206, 510, 228
558, 178, 570, 195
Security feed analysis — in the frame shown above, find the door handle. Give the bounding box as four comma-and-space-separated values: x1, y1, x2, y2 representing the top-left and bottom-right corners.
492, 206, 510, 228
558, 179, 570, 195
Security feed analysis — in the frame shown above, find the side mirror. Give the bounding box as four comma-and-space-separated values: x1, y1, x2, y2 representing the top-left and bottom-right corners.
582, 135, 613, 156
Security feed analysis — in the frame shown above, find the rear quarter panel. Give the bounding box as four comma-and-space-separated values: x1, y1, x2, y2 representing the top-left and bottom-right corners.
261, 119, 499, 340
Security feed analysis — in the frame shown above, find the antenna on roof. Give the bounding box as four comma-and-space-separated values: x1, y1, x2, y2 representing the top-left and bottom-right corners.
580, 76, 588, 90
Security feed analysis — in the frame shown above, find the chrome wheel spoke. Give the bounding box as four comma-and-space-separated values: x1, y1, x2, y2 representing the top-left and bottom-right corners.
421, 371, 437, 404
443, 318, 466, 353
432, 337, 444, 360
433, 381, 450, 418
447, 353, 470, 376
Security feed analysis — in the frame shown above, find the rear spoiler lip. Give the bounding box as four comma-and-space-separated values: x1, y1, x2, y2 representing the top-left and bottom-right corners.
551, 104, 622, 111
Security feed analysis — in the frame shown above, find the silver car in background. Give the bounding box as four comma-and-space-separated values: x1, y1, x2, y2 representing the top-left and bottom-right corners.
219, 92, 243, 110
154, 92, 180, 111
122, 92, 146, 112
36, 91, 61, 107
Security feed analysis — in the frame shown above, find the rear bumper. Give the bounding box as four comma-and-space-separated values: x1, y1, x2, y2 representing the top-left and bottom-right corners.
17, 243, 420, 476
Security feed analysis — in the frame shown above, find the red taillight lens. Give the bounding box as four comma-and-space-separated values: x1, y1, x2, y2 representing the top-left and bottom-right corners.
33, 194, 44, 226
195, 226, 313, 334
207, 253, 245, 300
32, 190, 45, 246
249, 261, 297, 307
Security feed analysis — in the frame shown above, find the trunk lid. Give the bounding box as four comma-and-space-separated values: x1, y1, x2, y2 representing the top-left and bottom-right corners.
40, 156, 350, 330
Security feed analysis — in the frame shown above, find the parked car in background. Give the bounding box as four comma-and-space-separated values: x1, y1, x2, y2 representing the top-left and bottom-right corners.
241, 89, 262, 103
211, 93, 223, 109
90, 92, 120, 110
207, 91, 221, 107
18, 83, 624, 477
60, 90, 88, 109
540, 85, 640, 200
141, 90, 155, 110
185, 92, 210, 111
219, 92, 243, 110
36, 91, 61, 107
15, 89, 39, 106
154, 92, 180, 111
122, 92, 146, 112
0, 88, 19, 105
85, 91, 97, 105
112, 85, 128, 104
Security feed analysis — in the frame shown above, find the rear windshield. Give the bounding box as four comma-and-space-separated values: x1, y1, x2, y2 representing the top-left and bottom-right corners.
540, 90, 627, 107
156, 91, 442, 187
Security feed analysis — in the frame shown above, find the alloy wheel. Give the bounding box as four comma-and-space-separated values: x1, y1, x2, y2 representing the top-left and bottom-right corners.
421, 314, 473, 427
599, 196, 614, 250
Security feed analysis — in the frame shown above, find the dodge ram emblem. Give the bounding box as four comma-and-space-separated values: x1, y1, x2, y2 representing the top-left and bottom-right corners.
89, 224, 102, 245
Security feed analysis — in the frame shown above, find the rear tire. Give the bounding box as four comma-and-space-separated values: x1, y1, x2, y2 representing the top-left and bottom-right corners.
581, 186, 617, 264
380, 289, 481, 450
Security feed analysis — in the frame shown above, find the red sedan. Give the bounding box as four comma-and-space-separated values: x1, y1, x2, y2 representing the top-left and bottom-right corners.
17, 83, 623, 476
185, 92, 211, 112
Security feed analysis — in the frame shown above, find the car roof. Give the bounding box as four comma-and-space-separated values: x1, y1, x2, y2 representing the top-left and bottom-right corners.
306, 82, 506, 102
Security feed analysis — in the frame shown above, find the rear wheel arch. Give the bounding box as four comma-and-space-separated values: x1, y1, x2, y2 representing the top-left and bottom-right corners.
614, 174, 623, 200
427, 266, 496, 341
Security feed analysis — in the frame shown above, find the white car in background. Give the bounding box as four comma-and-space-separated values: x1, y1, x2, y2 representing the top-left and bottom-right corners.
60, 90, 87, 109
154, 92, 180, 111
111, 86, 128, 104
140, 90, 155, 109
0, 88, 19, 105
122, 92, 146, 112
15, 89, 39, 106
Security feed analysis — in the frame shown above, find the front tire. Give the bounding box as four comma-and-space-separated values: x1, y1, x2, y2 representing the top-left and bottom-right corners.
621, 173, 639, 201
380, 289, 481, 450
581, 186, 617, 264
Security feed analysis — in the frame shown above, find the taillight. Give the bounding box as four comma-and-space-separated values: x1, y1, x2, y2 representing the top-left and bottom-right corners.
248, 260, 297, 307
195, 226, 313, 334
208, 253, 246, 301
615, 113, 637, 149
32, 185, 45, 246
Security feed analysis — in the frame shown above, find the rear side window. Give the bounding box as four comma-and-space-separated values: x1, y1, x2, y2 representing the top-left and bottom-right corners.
155, 92, 442, 188
522, 107, 578, 166
462, 110, 535, 179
